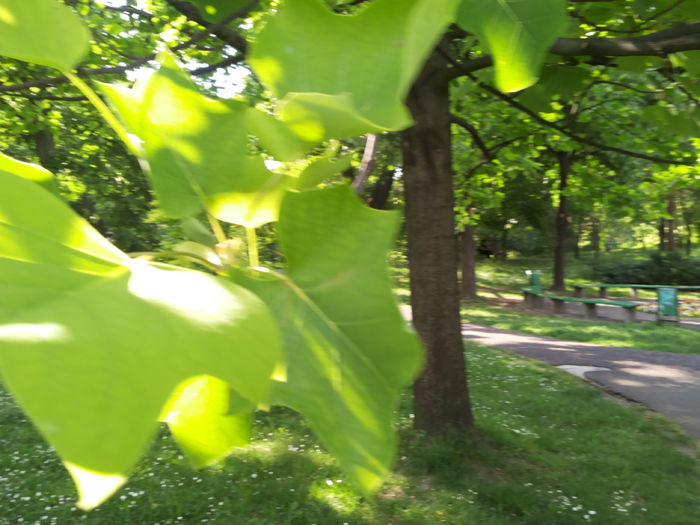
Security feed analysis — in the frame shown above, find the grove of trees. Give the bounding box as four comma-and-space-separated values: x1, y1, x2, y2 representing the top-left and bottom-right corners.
0, 0, 699, 510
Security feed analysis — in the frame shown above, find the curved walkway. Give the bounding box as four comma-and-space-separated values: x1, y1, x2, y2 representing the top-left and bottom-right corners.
462, 323, 700, 440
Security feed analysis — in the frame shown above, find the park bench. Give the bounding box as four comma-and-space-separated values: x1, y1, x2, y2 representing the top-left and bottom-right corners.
523, 271, 639, 322
522, 286, 639, 322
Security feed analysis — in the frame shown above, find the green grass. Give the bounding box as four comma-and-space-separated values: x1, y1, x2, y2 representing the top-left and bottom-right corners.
461, 300, 700, 355
2, 342, 700, 524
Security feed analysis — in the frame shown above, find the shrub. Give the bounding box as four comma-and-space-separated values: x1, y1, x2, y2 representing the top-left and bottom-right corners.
593, 251, 700, 285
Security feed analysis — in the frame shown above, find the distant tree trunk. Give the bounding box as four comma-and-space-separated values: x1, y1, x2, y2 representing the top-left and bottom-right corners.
498, 226, 508, 261
552, 151, 572, 291
659, 219, 667, 251
461, 224, 477, 300
667, 192, 677, 252
573, 218, 582, 259
367, 169, 395, 210
351, 133, 378, 194
591, 216, 601, 262
403, 49, 473, 434
34, 127, 55, 169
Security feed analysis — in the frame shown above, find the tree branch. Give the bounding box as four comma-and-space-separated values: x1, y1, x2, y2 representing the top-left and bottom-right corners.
450, 114, 494, 160
474, 77, 696, 166
551, 23, 700, 57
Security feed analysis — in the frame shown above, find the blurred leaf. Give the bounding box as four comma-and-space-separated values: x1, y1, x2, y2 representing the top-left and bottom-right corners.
234, 185, 423, 492
0, 171, 281, 509
0, 151, 59, 196
456, 0, 567, 92
0, 0, 90, 70
101, 55, 291, 227
249, 0, 460, 139
189, 0, 250, 22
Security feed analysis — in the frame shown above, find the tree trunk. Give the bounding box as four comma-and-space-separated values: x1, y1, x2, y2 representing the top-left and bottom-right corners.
403, 50, 473, 434
352, 133, 378, 194
461, 225, 477, 300
573, 218, 582, 259
659, 219, 667, 251
552, 151, 572, 291
667, 192, 677, 252
34, 127, 55, 169
591, 216, 600, 263
367, 169, 395, 210
498, 226, 508, 261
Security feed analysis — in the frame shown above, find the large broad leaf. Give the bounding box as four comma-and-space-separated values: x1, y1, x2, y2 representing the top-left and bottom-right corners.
0, 0, 90, 70
233, 185, 423, 492
0, 171, 282, 509
456, 0, 567, 92
0, 150, 59, 196
100, 56, 294, 227
249, 0, 460, 139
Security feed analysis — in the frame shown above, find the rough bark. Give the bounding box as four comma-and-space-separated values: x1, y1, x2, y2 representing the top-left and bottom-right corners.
552, 151, 572, 291
403, 50, 473, 434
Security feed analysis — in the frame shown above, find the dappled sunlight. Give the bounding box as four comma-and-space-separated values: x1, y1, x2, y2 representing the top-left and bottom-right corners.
0, 6, 16, 24
64, 461, 127, 511
127, 261, 244, 328
0, 323, 70, 343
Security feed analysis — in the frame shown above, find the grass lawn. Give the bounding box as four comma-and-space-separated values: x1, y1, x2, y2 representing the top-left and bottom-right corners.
462, 299, 700, 356
463, 252, 700, 355
2, 342, 700, 524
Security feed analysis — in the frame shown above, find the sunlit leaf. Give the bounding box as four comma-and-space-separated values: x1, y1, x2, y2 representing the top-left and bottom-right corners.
101, 55, 292, 227
249, 0, 460, 139
296, 152, 352, 190
234, 185, 423, 492
0, 151, 59, 196
0, 0, 90, 70
456, 0, 567, 92
0, 171, 281, 509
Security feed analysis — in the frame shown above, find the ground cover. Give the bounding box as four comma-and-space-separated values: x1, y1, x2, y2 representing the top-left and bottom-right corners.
465, 252, 700, 355
461, 300, 700, 356
2, 342, 699, 524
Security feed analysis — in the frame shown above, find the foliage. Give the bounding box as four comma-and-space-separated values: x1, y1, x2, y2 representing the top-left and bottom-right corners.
594, 251, 700, 286
3, 343, 700, 524
0, 0, 449, 510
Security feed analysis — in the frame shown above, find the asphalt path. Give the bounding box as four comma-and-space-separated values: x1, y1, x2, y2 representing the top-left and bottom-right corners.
462, 323, 700, 440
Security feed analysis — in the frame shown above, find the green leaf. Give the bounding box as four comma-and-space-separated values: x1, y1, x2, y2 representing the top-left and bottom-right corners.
249, 0, 460, 139
189, 0, 250, 22
248, 108, 317, 161
0, 0, 90, 70
233, 185, 423, 492
159, 376, 253, 468
181, 217, 218, 247
456, 0, 568, 92
0, 151, 59, 196
0, 171, 282, 509
296, 152, 352, 190
101, 55, 292, 227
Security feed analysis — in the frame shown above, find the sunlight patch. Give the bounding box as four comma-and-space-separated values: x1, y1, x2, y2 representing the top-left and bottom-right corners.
64, 462, 127, 511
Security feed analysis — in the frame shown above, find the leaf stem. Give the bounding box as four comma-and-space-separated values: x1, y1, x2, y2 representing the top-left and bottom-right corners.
207, 213, 227, 244
64, 70, 141, 158
246, 227, 259, 267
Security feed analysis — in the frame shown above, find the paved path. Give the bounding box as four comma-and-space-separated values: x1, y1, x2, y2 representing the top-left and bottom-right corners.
462, 323, 700, 439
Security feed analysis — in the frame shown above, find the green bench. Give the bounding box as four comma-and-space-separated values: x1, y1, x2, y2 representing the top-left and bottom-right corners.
573, 283, 700, 322
523, 271, 639, 322
523, 286, 639, 322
